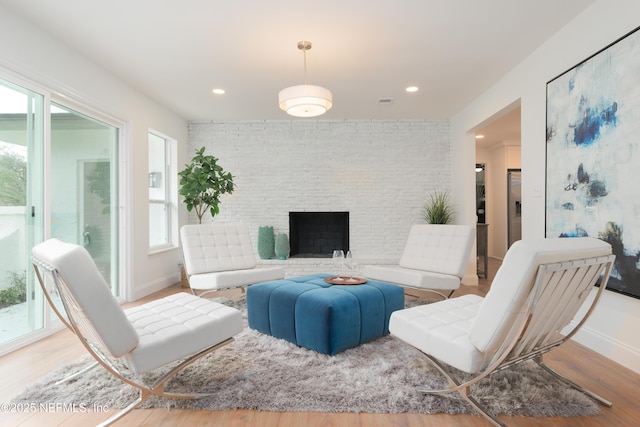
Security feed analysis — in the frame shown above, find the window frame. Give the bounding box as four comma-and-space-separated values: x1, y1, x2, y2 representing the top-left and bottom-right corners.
148, 130, 177, 252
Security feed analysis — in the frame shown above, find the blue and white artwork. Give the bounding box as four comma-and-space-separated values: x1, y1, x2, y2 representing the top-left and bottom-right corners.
546, 26, 640, 299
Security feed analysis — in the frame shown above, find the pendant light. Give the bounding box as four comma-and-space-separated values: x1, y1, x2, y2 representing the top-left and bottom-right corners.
279, 41, 333, 117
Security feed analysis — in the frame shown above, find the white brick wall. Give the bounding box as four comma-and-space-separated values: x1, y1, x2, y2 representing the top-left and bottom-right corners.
187, 119, 451, 274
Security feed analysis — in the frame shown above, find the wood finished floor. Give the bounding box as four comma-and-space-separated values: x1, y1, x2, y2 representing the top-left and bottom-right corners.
1, 258, 639, 427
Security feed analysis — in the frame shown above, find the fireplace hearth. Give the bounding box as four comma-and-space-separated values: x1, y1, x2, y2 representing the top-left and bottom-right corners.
289, 212, 349, 258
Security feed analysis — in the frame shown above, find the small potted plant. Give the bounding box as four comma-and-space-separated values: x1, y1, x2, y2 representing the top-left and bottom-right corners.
423, 190, 455, 224
178, 147, 235, 223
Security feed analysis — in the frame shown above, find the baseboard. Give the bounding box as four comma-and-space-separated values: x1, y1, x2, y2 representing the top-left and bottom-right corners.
132, 272, 180, 301
569, 323, 640, 375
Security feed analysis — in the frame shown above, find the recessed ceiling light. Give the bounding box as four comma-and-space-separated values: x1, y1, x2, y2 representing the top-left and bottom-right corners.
475, 134, 485, 139
212, 88, 226, 95
405, 86, 419, 93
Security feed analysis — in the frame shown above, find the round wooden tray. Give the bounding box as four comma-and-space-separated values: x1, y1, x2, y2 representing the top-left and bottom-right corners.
324, 276, 367, 285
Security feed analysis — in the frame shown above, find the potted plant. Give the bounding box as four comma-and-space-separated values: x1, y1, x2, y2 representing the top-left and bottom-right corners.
178, 147, 235, 223
423, 190, 455, 224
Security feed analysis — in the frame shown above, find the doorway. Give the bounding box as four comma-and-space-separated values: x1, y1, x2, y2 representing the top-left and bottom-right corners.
507, 169, 522, 248
475, 102, 521, 258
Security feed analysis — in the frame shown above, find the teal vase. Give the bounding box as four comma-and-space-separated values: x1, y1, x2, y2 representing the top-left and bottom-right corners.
257, 226, 275, 259
275, 233, 290, 260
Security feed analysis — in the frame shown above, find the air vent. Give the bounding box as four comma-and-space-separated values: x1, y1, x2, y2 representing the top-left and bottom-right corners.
378, 98, 394, 104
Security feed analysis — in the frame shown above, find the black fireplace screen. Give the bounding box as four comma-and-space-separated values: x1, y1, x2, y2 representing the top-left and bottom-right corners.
289, 212, 349, 258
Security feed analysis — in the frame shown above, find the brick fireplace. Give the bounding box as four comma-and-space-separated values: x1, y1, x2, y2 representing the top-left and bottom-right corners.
289, 211, 349, 258
187, 119, 451, 276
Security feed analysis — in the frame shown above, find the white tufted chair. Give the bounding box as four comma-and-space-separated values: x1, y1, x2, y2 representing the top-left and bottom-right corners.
389, 237, 615, 426
180, 223, 285, 297
363, 224, 475, 299
32, 238, 244, 427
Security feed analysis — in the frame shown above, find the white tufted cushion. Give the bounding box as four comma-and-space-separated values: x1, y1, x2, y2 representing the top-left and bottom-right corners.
180, 223, 285, 291
361, 265, 460, 290
123, 292, 243, 374
390, 294, 491, 373
399, 224, 475, 278
469, 237, 612, 354
188, 267, 285, 290
32, 239, 139, 358
181, 223, 258, 274
364, 224, 474, 293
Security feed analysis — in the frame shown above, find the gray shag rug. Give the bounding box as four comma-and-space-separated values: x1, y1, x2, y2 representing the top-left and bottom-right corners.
11, 297, 599, 418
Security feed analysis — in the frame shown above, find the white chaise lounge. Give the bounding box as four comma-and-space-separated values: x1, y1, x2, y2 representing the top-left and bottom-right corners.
363, 224, 475, 299
389, 237, 615, 426
32, 238, 244, 427
180, 223, 285, 297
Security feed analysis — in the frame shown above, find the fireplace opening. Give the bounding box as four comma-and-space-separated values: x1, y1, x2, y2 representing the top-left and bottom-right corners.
289, 212, 349, 258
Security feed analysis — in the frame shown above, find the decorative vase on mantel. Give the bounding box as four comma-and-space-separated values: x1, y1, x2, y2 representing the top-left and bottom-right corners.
275, 233, 290, 260
257, 226, 275, 259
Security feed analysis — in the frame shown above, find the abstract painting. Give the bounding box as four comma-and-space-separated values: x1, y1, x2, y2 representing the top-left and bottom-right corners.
546, 26, 640, 299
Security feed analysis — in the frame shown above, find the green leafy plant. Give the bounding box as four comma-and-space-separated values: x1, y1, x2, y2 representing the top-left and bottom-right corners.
423, 190, 455, 224
178, 147, 235, 223
0, 149, 27, 206
87, 161, 111, 214
0, 270, 27, 308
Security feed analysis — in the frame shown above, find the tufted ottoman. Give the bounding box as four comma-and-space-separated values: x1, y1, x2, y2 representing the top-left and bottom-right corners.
246, 274, 404, 355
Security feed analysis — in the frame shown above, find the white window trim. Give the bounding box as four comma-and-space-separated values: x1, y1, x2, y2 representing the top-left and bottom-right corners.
148, 129, 178, 253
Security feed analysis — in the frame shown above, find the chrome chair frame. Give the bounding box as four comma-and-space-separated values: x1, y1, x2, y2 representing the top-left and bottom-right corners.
33, 257, 236, 427
396, 254, 615, 427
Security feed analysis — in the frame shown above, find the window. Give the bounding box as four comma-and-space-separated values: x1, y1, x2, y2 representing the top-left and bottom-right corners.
148, 131, 176, 250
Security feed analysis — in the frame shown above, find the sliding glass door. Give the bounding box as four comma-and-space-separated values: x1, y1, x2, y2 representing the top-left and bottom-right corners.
0, 76, 122, 353
0, 79, 44, 346
50, 104, 119, 295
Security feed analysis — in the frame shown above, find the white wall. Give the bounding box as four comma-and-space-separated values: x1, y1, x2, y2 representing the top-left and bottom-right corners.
0, 5, 189, 301
188, 119, 461, 275
451, 0, 640, 372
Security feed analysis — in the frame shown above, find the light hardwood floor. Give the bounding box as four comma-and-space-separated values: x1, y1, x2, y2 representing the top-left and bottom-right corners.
1, 258, 639, 427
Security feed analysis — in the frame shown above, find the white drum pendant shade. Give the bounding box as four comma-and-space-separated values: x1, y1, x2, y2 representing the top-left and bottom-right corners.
278, 84, 333, 117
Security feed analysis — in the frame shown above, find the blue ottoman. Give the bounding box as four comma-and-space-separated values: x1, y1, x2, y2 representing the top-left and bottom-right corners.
246, 274, 404, 355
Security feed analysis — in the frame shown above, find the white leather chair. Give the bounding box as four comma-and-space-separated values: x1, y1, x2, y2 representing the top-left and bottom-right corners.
363, 224, 475, 299
389, 237, 615, 427
32, 238, 244, 427
180, 223, 285, 297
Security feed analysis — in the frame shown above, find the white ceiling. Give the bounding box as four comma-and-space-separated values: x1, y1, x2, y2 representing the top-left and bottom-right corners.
1, 0, 594, 122
476, 105, 522, 149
